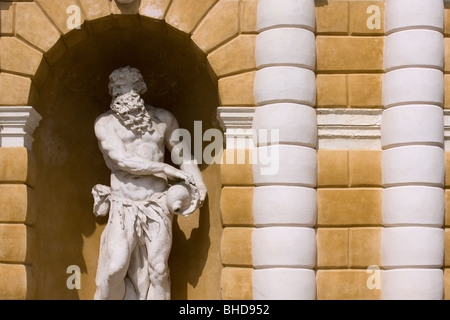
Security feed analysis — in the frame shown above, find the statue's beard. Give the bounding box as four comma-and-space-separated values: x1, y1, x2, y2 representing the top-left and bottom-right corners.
110, 91, 153, 135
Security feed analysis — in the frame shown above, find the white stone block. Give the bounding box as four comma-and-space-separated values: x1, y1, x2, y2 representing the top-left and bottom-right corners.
381, 105, 444, 148
384, 30, 444, 71
257, 0, 315, 32
382, 269, 444, 300
253, 103, 317, 147
252, 227, 316, 268
253, 268, 316, 300
317, 108, 382, 150
253, 186, 317, 227
384, 0, 444, 34
256, 28, 316, 69
383, 68, 444, 108
253, 145, 317, 186
382, 186, 444, 227
382, 146, 444, 187
382, 227, 444, 268
254, 67, 316, 107
217, 107, 256, 149
0, 106, 42, 151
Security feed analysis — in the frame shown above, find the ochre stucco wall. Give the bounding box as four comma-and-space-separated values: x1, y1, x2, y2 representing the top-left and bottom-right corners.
314, 0, 384, 300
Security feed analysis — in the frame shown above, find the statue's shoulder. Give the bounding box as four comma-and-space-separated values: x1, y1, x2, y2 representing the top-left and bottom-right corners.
95, 110, 115, 124
146, 105, 176, 124
94, 111, 118, 132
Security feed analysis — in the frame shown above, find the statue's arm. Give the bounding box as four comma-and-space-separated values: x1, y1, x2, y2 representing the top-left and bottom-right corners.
163, 111, 207, 202
94, 117, 187, 180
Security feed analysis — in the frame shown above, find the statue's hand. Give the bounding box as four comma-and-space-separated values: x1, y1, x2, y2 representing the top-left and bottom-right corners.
197, 184, 207, 204
164, 165, 194, 185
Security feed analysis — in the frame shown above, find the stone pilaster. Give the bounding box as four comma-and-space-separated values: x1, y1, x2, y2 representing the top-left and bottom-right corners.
0, 106, 41, 299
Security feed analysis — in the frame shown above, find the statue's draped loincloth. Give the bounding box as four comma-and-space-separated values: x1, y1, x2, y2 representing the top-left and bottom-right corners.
93, 184, 171, 243
92, 184, 173, 299
110, 191, 171, 245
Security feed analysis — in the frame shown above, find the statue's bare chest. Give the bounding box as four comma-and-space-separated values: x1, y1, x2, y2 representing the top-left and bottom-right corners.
115, 120, 166, 159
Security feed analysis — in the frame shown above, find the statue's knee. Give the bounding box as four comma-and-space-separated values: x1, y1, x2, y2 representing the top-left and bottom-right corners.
150, 262, 168, 283
107, 262, 127, 281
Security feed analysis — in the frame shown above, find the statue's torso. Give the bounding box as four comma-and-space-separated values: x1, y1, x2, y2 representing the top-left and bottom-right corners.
102, 108, 170, 201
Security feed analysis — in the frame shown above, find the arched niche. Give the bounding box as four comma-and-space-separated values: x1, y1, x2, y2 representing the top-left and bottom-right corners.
31, 16, 222, 300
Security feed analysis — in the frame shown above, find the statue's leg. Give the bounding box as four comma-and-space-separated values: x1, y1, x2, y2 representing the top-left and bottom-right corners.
125, 243, 150, 300
94, 208, 137, 300
145, 217, 173, 300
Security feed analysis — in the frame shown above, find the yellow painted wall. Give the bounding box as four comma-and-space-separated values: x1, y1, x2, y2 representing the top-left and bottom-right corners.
315, 0, 385, 300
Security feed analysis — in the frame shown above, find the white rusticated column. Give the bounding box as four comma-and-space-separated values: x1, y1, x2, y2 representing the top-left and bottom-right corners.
252, 0, 317, 300
381, 0, 445, 300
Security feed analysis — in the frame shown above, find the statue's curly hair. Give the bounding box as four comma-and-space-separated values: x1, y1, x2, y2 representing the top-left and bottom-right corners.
108, 66, 148, 98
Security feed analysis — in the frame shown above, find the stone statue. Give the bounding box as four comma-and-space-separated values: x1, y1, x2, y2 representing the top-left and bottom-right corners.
91, 66, 207, 300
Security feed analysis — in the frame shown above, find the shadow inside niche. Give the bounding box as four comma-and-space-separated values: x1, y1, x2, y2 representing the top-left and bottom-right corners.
169, 196, 211, 300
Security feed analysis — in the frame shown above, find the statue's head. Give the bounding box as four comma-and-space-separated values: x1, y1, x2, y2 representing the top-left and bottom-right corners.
108, 66, 147, 98
108, 67, 151, 134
